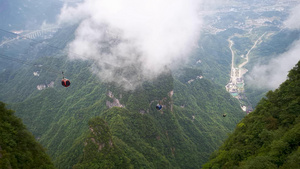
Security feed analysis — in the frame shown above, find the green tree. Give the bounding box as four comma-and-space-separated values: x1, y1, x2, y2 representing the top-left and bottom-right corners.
0, 102, 54, 169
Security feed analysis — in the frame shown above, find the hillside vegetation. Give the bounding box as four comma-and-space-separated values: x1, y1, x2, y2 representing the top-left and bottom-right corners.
1, 59, 245, 168
70, 70, 245, 168
203, 60, 300, 169
0, 102, 54, 169
0, 27, 246, 168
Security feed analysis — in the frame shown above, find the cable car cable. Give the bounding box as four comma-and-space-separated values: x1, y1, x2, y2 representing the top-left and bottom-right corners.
0, 27, 120, 69
0, 28, 91, 60
0, 53, 62, 75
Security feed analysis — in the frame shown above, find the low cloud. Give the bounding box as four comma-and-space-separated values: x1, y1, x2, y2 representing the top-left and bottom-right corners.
58, 0, 203, 90
284, 3, 300, 30
246, 3, 300, 90
246, 40, 300, 89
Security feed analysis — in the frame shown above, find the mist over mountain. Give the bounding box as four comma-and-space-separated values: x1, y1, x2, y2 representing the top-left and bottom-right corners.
246, 3, 300, 90
203, 60, 300, 169
0, 0, 299, 168
58, 0, 203, 90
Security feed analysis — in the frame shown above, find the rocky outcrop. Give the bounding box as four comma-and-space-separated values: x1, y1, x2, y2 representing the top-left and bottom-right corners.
168, 90, 174, 98
36, 81, 54, 90
106, 90, 125, 108
188, 75, 203, 84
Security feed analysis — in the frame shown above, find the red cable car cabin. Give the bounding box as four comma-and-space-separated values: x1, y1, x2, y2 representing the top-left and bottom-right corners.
61, 78, 71, 87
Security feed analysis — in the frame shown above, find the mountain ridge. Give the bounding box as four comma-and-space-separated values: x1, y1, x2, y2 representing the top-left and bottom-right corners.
203, 60, 300, 169
0, 102, 55, 168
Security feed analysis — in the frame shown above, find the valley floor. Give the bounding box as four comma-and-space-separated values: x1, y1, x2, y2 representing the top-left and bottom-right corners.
225, 33, 266, 113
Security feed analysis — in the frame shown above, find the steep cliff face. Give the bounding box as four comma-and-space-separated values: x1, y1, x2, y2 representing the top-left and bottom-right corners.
0, 102, 54, 169
203, 61, 300, 169
106, 90, 125, 108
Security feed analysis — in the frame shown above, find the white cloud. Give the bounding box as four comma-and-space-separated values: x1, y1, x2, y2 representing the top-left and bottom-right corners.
58, 0, 203, 90
246, 3, 300, 90
284, 3, 300, 30
246, 39, 300, 89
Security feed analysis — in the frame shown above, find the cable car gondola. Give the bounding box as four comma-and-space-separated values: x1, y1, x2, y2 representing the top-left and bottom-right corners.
61, 72, 70, 87
156, 104, 162, 110
61, 78, 71, 87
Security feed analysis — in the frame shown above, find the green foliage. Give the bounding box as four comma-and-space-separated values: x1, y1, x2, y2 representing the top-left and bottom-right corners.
74, 116, 132, 169
176, 67, 203, 83
0, 27, 246, 168
1, 64, 244, 168
4, 62, 245, 168
190, 33, 233, 86
0, 102, 54, 169
203, 61, 300, 168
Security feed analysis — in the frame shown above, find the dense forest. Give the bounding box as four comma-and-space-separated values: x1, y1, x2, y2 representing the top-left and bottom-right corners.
0, 102, 54, 168
203, 60, 300, 168
1, 1, 299, 167
0, 22, 249, 168
0, 44, 245, 169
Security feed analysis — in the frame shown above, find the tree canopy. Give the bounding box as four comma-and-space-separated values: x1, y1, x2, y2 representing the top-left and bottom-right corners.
203, 60, 300, 169
0, 102, 54, 169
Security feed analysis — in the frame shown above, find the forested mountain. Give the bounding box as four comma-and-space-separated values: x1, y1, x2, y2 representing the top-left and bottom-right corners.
0, 13, 249, 167
1, 1, 299, 168
0, 102, 54, 168
1, 53, 245, 168
203, 60, 300, 169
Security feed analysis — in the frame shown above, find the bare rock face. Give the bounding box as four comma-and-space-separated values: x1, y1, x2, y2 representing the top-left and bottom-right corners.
36, 81, 54, 90
107, 91, 114, 98
106, 99, 124, 108
106, 90, 125, 108
168, 90, 174, 112
168, 90, 174, 98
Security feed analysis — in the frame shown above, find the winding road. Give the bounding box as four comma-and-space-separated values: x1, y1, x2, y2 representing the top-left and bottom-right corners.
238, 33, 266, 69
226, 33, 266, 112
228, 33, 266, 82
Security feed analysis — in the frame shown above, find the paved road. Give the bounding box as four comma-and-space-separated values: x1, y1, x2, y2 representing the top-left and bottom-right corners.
238, 33, 266, 69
